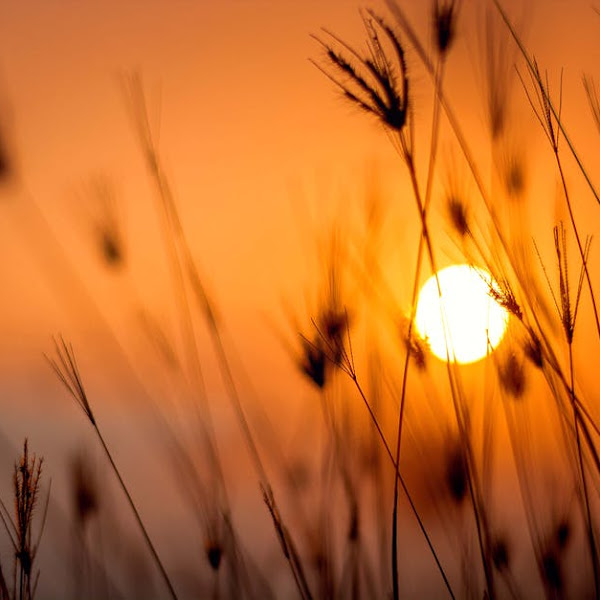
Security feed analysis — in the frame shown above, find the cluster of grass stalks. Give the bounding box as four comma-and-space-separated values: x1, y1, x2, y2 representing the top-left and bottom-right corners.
2, 0, 600, 598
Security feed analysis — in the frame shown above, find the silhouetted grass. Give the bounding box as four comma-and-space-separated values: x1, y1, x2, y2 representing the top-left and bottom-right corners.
2, 0, 600, 598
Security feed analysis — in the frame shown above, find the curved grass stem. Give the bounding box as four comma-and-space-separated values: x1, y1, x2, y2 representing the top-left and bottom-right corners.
93, 426, 179, 600
568, 346, 600, 599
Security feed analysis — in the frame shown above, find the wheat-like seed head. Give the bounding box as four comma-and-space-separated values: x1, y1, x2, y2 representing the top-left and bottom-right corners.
312, 11, 409, 134
46, 336, 95, 425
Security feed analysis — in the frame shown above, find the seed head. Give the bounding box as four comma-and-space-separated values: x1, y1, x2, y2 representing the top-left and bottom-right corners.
555, 518, 570, 550
541, 550, 562, 592
317, 307, 349, 367
444, 439, 468, 504
491, 537, 510, 572
534, 223, 591, 345
523, 331, 543, 368
446, 194, 470, 238
46, 336, 96, 425
299, 337, 327, 389
498, 352, 526, 399
433, 0, 459, 56
205, 542, 222, 571
85, 175, 125, 269
70, 450, 99, 528
313, 11, 409, 134
487, 276, 522, 320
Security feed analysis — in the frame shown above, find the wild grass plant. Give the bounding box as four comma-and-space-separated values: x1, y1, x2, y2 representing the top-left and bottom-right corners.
1, 0, 600, 598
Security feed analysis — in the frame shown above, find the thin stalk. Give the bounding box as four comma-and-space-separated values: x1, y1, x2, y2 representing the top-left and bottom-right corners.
491, 0, 600, 207
403, 139, 497, 600
349, 375, 456, 599
93, 425, 178, 600
383, 13, 600, 570
568, 345, 599, 599
392, 54, 447, 600
124, 78, 314, 600
554, 155, 600, 348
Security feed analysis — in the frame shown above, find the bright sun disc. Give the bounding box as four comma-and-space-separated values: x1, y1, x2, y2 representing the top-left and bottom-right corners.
415, 265, 509, 364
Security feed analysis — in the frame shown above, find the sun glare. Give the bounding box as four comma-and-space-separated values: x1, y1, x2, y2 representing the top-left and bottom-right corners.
415, 265, 509, 364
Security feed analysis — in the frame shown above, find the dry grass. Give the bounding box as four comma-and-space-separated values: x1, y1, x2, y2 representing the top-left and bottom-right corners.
1, 0, 600, 599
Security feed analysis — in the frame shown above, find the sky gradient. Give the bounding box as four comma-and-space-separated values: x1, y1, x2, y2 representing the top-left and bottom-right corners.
1, 0, 600, 597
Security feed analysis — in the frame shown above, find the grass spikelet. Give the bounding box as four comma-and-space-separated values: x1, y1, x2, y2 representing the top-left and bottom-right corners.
47, 338, 180, 600
299, 336, 328, 388
432, 0, 460, 56
14, 440, 44, 600
497, 352, 526, 399
500, 146, 527, 199
205, 540, 222, 572
0, 440, 48, 600
535, 223, 591, 345
84, 175, 125, 269
69, 449, 98, 530
490, 537, 510, 572
311, 11, 409, 133
443, 157, 472, 239
46, 336, 96, 425
523, 330, 543, 368
540, 549, 563, 594
487, 276, 522, 321
518, 59, 562, 154
401, 326, 428, 371
554, 518, 570, 551
444, 437, 468, 505
481, 8, 515, 140
583, 74, 600, 137
446, 194, 470, 238
317, 306, 349, 367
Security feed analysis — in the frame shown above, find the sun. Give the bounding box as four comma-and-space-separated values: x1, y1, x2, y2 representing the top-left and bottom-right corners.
414, 265, 509, 364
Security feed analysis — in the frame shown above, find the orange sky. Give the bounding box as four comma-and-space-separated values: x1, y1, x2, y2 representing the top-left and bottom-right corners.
0, 0, 598, 461
1, 1, 600, 595
0, 0, 599, 496
1, 0, 600, 381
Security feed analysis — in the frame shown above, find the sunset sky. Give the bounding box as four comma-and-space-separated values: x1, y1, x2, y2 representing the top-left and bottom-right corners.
1, 0, 600, 597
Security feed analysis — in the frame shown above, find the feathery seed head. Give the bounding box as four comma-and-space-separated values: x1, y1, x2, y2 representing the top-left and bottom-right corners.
313, 11, 409, 134
9, 439, 46, 588
487, 276, 522, 320
46, 337, 95, 425
535, 223, 591, 345
519, 60, 562, 153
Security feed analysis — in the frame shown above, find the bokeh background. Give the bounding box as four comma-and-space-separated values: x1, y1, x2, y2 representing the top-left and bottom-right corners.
1, 0, 600, 597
